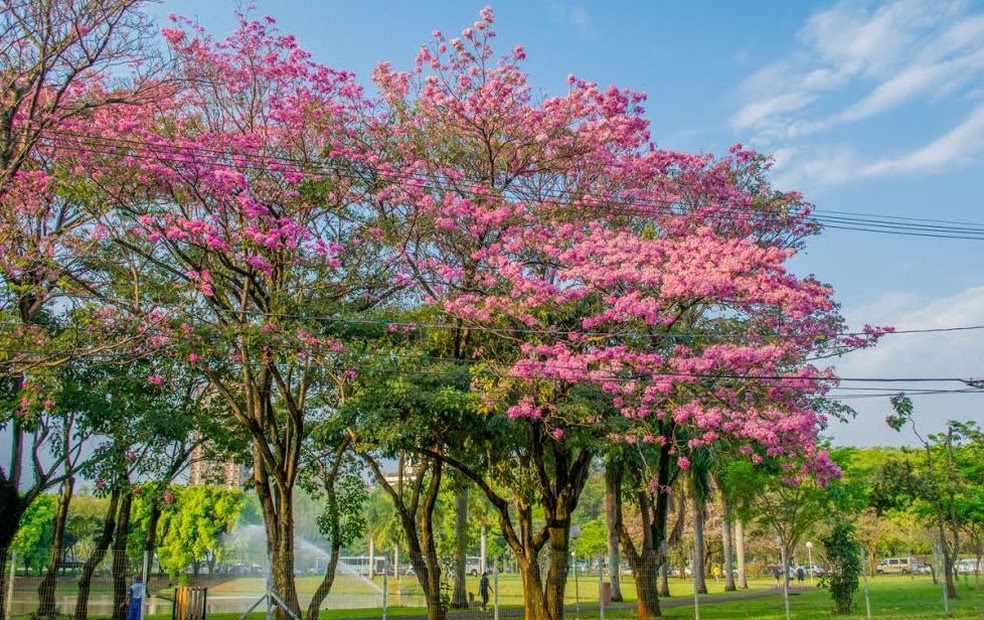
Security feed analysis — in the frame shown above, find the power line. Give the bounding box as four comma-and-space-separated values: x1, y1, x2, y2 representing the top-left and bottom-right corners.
8, 300, 972, 344
36, 129, 984, 240
18, 340, 979, 387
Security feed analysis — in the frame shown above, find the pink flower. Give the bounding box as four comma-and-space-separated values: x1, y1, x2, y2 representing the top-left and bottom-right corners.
677, 456, 691, 470
148, 375, 165, 387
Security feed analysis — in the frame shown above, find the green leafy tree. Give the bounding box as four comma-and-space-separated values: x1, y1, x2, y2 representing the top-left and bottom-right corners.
154, 486, 245, 581
10, 494, 55, 572
819, 519, 861, 614
726, 460, 832, 572
300, 431, 367, 620
887, 394, 964, 598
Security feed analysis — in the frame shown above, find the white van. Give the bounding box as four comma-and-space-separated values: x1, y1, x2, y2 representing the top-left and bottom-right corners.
876, 557, 920, 574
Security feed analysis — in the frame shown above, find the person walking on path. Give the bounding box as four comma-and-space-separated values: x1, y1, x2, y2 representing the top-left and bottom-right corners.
126, 574, 147, 620
479, 571, 492, 611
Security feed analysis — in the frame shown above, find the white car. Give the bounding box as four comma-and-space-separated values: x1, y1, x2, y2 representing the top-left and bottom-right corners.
800, 564, 826, 576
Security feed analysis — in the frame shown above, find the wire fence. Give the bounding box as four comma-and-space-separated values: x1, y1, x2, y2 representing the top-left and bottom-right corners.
2, 547, 982, 619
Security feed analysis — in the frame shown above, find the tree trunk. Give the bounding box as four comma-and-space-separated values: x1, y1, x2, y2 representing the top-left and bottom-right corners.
74, 489, 120, 620
269, 498, 300, 620
37, 477, 75, 618
143, 499, 163, 578
721, 489, 736, 592
517, 553, 549, 620
944, 426, 960, 599
691, 487, 707, 594
305, 539, 342, 620
365, 454, 445, 620
439, 422, 591, 620
632, 549, 661, 620
615, 439, 675, 620
658, 563, 670, 597
253, 441, 301, 620
735, 519, 748, 589
544, 523, 572, 620
937, 516, 958, 599
450, 485, 468, 608
604, 460, 623, 602
0, 473, 30, 620
111, 492, 134, 620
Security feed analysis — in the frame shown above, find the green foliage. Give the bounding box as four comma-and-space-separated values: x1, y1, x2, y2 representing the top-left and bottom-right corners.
819, 519, 862, 614
154, 485, 246, 581
64, 492, 111, 559
572, 519, 607, 559
10, 494, 56, 571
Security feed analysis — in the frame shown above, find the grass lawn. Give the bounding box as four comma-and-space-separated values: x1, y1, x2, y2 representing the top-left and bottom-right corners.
188, 574, 984, 619
10, 573, 983, 618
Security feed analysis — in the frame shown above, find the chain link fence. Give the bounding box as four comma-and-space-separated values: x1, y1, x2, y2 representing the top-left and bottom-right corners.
2, 547, 980, 619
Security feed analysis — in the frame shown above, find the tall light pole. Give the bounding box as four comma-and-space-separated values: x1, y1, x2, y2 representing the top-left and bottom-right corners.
806, 542, 814, 586
571, 525, 581, 615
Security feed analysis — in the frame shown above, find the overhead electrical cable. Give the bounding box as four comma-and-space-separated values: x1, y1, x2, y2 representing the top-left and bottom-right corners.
37, 129, 984, 240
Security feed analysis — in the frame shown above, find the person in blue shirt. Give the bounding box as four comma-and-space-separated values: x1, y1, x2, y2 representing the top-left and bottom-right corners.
127, 574, 147, 620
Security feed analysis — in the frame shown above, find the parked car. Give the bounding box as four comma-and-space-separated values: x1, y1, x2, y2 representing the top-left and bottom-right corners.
955, 558, 982, 574
876, 557, 920, 574
800, 564, 826, 576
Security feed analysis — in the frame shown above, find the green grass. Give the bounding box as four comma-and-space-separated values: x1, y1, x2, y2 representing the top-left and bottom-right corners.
576, 575, 984, 619
180, 574, 984, 619
9, 573, 984, 618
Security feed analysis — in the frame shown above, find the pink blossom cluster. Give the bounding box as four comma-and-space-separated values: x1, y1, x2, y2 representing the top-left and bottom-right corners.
364, 8, 888, 484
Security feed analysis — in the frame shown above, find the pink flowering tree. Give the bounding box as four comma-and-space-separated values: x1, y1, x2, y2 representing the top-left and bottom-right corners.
0, 2, 163, 613
79, 14, 393, 618
368, 10, 884, 620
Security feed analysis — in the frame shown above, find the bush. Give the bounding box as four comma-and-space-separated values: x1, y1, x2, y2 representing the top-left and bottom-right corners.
819, 519, 861, 614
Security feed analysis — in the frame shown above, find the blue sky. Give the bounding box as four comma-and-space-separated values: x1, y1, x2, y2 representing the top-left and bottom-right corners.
150, 0, 984, 446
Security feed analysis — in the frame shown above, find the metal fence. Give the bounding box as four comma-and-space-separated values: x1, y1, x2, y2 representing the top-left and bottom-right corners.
0, 547, 402, 620
3, 548, 981, 619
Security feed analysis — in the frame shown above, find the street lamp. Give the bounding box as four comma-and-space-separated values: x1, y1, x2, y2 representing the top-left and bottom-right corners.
571, 525, 581, 615
805, 542, 814, 586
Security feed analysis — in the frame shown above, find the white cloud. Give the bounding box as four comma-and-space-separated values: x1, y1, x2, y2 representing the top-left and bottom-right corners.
732, 92, 817, 131
732, 0, 984, 190
861, 104, 984, 175
839, 53, 981, 122
733, 0, 965, 138
790, 40, 984, 137
734, 1, 984, 188
774, 104, 984, 187
799, 0, 954, 78
828, 286, 984, 446
548, 3, 590, 35
770, 146, 861, 188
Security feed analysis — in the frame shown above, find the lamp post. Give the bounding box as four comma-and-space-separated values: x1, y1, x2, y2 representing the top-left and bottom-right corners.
806, 542, 814, 586
571, 525, 581, 615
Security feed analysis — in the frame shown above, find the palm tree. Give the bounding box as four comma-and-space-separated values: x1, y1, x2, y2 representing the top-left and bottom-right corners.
686, 449, 714, 595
